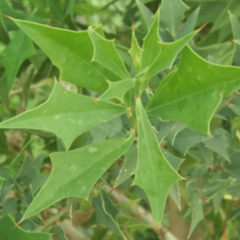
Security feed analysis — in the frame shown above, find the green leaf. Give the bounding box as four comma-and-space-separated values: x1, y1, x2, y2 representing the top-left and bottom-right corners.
0, 74, 9, 110
17, 155, 48, 194
211, 0, 240, 33
92, 190, 125, 239
0, 215, 50, 240
146, 46, 240, 134
12, 18, 119, 93
114, 144, 137, 188
165, 123, 186, 145
0, 11, 10, 44
163, 151, 184, 209
177, 6, 200, 39
160, 0, 189, 37
204, 128, 229, 161
0, 81, 127, 149
157, 121, 177, 143
129, 29, 143, 72
140, 8, 196, 80
88, 27, 130, 80
136, 0, 154, 32
192, 42, 234, 66
173, 128, 209, 155
22, 133, 134, 219
141, 8, 161, 71
134, 98, 181, 223
98, 79, 135, 103
188, 199, 204, 238
230, 12, 240, 66
0, 30, 35, 90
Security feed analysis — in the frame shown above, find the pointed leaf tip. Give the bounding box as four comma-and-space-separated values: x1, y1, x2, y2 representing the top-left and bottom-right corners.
198, 3, 202, 8
13, 219, 23, 229
2, 14, 13, 20
198, 22, 209, 32
132, 22, 135, 33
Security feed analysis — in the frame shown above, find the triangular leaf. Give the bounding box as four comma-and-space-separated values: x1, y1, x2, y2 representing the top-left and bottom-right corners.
141, 8, 161, 71
88, 27, 130, 80
177, 6, 200, 39
98, 79, 135, 103
230, 12, 240, 66
22, 132, 134, 219
0, 215, 50, 240
92, 190, 126, 239
12, 18, 119, 93
136, 0, 154, 31
134, 98, 181, 223
188, 199, 204, 238
160, 0, 190, 37
146, 46, 240, 134
114, 144, 137, 188
0, 30, 35, 90
129, 28, 143, 72
0, 81, 127, 149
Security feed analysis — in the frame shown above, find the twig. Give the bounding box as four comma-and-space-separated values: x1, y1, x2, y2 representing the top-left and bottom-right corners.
35, 206, 70, 232
103, 185, 179, 240
9, 78, 53, 97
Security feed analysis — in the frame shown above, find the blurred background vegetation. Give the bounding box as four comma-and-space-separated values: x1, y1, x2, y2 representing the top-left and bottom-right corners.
1, 0, 240, 240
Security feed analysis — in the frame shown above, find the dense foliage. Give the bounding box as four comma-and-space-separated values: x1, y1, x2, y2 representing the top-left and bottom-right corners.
1, 1, 240, 240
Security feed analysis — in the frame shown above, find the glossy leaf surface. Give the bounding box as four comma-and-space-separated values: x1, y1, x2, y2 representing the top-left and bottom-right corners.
160, 0, 189, 37
0, 30, 35, 90
92, 190, 125, 239
88, 27, 130, 80
0, 215, 50, 240
0, 81, 127, 149
134, 98, 181, 223
12, 19, 119, 93
23, 133, 134, 219
99, 79, 135, 103
146, 46, 240, 134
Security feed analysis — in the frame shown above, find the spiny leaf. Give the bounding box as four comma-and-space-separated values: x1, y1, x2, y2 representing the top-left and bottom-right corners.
12, 18, 120, 93
136, 0, 154, 32
134, 98, 181, 223
229, 12, 240, 66
163, 150, 184, 209
141, 7, 161, 71
0, 81, 127, 149
0, 215, 50, 240
188, 199, 204, 238
146, 46, 240, 134
129, 26, 143, 72
160, 0, 189, 37
0, 10, 10, 44
204, 128, 229, 161
92, 190, 126, 239
0, 74, 9, 110
173, 128, 209, 155
144, 31, 197, 80
98, 79, 135, 103
140, 8, 197, 80
0, 30, 35, 90
177, 5, 200, 39
22, 132, 134, 219
88, 27, 130, 80
114, 144, 137, 188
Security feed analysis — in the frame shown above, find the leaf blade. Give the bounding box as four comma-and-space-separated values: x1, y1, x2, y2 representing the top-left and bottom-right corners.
22, 133, 135, 219
134, 98, 181, 223
0, 81, 127, 149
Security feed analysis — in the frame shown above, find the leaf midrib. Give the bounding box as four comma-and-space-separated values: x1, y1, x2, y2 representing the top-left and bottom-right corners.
147, 76, 239, 112
17, 20, 110, 82
137, 102, 159, 219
